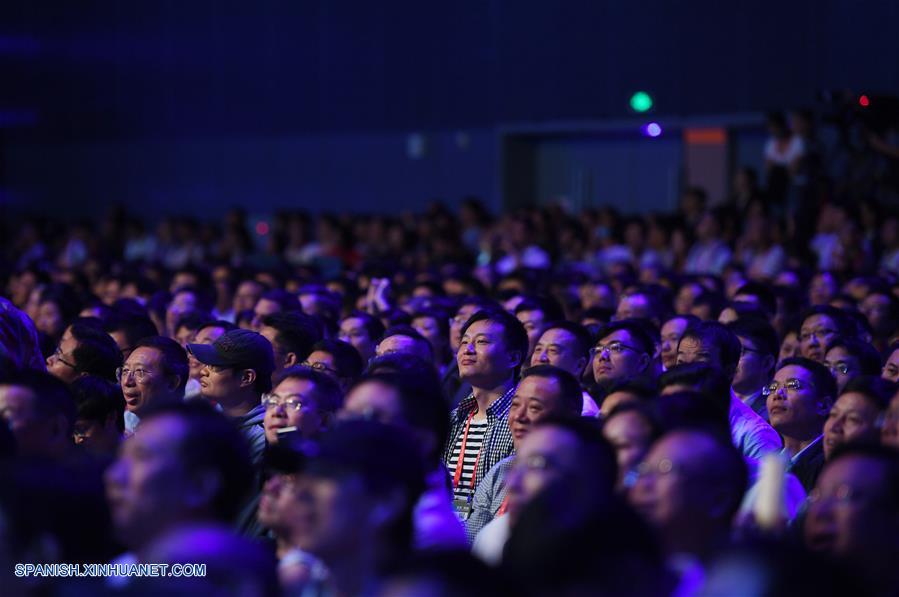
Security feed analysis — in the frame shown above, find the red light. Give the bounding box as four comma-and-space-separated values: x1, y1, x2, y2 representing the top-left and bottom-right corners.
859, 95, 870, 107
255, 221, 269, 235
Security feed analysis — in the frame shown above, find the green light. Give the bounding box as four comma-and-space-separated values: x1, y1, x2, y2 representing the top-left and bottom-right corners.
630, 91, 653, 113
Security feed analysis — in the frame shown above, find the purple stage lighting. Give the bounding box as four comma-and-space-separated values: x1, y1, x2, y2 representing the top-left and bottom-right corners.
643, 122, 662, 137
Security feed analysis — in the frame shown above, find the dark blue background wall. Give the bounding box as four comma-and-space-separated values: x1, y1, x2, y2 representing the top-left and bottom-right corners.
1, 0, 897, 217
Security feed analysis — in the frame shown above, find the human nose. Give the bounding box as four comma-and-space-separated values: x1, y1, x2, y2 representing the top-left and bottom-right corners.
537, 349, 550, 363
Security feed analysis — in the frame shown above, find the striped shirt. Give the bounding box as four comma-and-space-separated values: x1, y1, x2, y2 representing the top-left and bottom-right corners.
442, 385, 516, 516
448, 420, 488, 503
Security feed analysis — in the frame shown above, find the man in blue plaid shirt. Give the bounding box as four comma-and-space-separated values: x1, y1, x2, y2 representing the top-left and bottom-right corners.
443, 308, 528, 519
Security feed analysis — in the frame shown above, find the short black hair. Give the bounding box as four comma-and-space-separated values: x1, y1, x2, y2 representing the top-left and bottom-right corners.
519, 365, 584, 416
728, 318, 779, 360
143, 401, 254, 522
272, 365, 343, 414
453, 295, 502, 315
656, 390, 730, 440
721, 301, 769, 323
663, 314, 700, 329
581, 307, 615, 325
692, 289, 726, 319
534, 415, 618, 492
341, 311, 386, 342
70, 375, 125, 432
379, 325, 434, 361
776, 357, 838, 402
620, 284, 673, 323
734, 282, 777, 316
104, 315, 159, 350
513, 295, 565, 323
411, 309, 451, 342
310, 339, 364, 382
174, 311, 214, 334
604, 401, 663, 444
799, 306, 857, 339
825, 337, 882, 376
839, 375, 897, 410
0, 369, 77, 434
258, 289, 302, 313
197, 320, 238, 335
459, 309, 529, 368
348, 368, 449, 467
659, 363, 731, 415
604, 376, 658, 402
261, 312, 323, 362
680, 321, 742, 377
69, 323, 124, 382
538, 321, 593, 359
38, 284, 82, 328
365, 352, 441, 382
595, 320, 655, 356
132, 336, 190, 393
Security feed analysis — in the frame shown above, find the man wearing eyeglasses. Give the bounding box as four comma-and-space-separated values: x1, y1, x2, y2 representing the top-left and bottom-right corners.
263, 366, 342, 444
767, 357, 837, 492
676, 321, 782, 461
628, 430, 747, 573
590, 320, 654, 390
118, 336, 189, 435
47, 322, 122, 385
258, 312, 322, 377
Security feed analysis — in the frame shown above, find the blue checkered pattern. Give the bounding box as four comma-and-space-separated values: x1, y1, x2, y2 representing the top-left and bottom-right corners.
442, 386, 516, 499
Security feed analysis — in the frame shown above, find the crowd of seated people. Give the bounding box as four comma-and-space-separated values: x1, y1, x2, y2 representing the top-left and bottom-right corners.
2, 107, 899, 595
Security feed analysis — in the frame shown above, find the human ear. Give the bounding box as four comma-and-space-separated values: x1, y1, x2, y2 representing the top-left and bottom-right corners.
240, 369, 257, 388
283, 352, 299, 368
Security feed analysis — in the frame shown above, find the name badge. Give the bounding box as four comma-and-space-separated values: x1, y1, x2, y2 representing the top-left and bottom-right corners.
453, 497, 473, 520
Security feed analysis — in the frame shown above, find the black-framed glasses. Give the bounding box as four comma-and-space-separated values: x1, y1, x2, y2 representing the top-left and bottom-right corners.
116, 366, 152, 383
50, 347, 78, 371
763, 378, 811, 396
828, 362, 851, 375
301, 361, 339, 376
590, 341, 642, 358
799, 328, 838, 343
262, 393, 308, 412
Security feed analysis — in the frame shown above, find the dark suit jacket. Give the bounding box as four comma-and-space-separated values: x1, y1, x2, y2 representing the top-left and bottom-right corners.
787, 436, 825, 494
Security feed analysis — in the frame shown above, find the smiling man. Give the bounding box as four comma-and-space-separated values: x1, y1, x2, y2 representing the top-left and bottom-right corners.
530, 321, 599, 416
590, 320, 655, 390
443, 309, 528, 518
263, 366, 343, 444
464, 365, 583, 541
117, 336, 188, 435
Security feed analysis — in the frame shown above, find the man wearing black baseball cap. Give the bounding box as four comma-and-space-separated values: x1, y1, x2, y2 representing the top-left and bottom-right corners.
189, 329, 275, 535
189, 329, 275, 461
